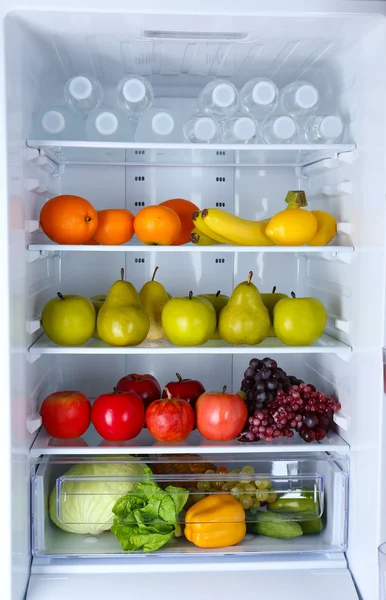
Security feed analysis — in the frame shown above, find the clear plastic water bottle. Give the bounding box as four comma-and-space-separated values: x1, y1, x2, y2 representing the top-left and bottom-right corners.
304, 115, 344, 144
183, 116, 220, 143
116, 75, 153, 117
240, 78, 278, 119
65, 75, 104, 115
135, 109, 182, 142
198, 80, 239, 119
222, 116, 259, 143
280, 81, 319, 118
33, 107, 84, 140
85, 109, 133, 142
261, 115, 298, 144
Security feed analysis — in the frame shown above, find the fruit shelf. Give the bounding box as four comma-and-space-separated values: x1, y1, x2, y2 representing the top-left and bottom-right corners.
26, 140, 356, 168
27, 242, 355, 254
29, 333, 352, 359
30, 425, 349, 457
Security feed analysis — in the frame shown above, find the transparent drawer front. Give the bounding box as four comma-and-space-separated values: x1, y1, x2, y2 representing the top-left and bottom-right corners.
32, 453, 348, 557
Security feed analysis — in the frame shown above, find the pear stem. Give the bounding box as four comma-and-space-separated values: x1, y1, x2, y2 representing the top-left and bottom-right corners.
291, 291, 296, 299
272, 286, 276, 294
57, 292, 65, 301
248, 271, 253, 285
216, 290, 221, 297
152, 266, 159, 282
189, 291, 193, 300
163, 387, 172, 401
176, 373, 182, 382
120, 268, 124, 281
222, 385, 227, 394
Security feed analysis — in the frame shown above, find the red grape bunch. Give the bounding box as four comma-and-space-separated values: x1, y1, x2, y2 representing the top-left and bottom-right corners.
239, 358, 341, 444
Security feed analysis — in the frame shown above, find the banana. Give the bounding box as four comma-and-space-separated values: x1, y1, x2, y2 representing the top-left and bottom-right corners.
192, 210, 235, 245
201, 208, 274, 246
190, 228, 220, 246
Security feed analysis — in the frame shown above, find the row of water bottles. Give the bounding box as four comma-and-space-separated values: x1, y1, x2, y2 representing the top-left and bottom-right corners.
33, 74, 344, 144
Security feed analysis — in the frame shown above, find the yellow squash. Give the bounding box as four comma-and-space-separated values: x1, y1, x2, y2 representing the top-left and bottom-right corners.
201, 208, 274, 246
265, 191, 317, 246
308, 210, 337, 246
185, 494, 246, 548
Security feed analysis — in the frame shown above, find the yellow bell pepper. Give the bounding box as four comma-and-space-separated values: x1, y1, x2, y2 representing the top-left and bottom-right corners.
184, 494, 246, 548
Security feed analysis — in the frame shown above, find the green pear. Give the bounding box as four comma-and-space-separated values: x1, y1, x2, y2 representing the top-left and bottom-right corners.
90, 294, 107, 339
218, 271, 270, 345
198, 291, 229, 339
261, 287, 288, 337
273, 292, 327, 346
139, 266, 169, 340
97, 268, 150, 346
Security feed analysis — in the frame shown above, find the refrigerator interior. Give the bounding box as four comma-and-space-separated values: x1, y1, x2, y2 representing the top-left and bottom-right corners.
3, 6, 386, 600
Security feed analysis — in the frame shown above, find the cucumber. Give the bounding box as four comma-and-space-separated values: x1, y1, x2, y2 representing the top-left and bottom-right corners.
299, 517, 323, 535
247, 510, 303, 540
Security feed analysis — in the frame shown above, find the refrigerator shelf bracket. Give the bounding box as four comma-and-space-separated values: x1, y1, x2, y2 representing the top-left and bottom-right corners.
26, 318, 42, 335
26, 250, 48, 263
26, 413, 42, 434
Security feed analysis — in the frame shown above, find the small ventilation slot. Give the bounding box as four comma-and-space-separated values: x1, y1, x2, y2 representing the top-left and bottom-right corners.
143, 31, 248, 40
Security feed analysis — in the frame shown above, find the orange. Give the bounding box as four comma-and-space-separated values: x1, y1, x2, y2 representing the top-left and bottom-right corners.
160, 198, 199, 245
93, 208, 134, 245
40, 194, 98, 245
134, 205, 181, 245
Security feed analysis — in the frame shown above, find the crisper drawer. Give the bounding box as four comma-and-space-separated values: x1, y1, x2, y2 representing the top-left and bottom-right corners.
31, 452, 348, 558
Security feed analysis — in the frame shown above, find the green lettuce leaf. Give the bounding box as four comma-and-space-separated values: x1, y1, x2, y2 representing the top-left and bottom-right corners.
111, 467, 189, 552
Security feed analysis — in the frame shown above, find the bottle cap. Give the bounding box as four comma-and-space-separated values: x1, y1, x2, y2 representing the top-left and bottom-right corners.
95, 112, 119, 136
272, 116, 296, 140
193, 117, 217, 141
122, 78, 146, 103
252, 81, 276, 106
319, 116, 343, 140
152, 112, 175, 136
233, 117, 257, 141
212, 83, 236, 108
42, 110, 65, 134
295, 84, 319, 109
68, 76, 93, 101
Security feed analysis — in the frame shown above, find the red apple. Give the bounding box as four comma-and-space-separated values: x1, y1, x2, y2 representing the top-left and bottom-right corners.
92, 389, 145, 441
145, 388, 195, 442
162, 373, 205, 408
40, 391, 91, 439
196, 386, 248, 441
116, 373, 161, 409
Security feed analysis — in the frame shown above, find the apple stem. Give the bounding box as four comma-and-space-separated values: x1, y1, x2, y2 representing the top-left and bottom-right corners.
120, 268, 124, 281
222, 385, 227, 394
189, 291, 193, 300
152, 266, 159, 282
113, 387, 118, 394
176, 373, 182, 382
216, 290, 221, 297
248, 271, 253, 285
272, 286, 276, 294
163, 387, 172, 401
291, 291, 296, 298
57, 292, 65, 301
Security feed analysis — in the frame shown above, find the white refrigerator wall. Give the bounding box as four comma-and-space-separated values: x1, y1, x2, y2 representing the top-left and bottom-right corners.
2, 4, 386, 600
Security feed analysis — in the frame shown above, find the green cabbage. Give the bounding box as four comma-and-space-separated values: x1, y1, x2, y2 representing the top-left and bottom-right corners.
49, 460, 147, 535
